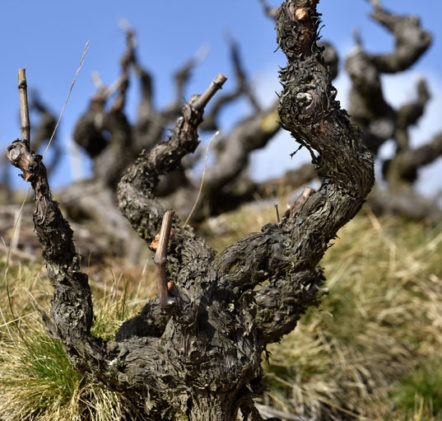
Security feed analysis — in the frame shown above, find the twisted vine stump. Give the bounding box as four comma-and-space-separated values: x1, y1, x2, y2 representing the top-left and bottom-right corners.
8, 1, 373, 419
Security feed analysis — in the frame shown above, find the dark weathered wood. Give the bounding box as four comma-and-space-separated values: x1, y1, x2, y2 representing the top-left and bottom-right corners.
60, 18, 345, 249
345, 1, 442, 218
64, 32, 280, 257
8, 2, 374, 419
367, 1, 432, 73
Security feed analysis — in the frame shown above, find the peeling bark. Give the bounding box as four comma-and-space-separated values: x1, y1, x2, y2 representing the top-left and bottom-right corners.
9, 1, 373, 419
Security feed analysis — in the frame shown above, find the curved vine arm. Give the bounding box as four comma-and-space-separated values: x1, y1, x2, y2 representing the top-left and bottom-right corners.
7, 74, 228, 396
346, 1, 433, 156
117, 74, 227, 257
7, 140, 168, 393
8, 2, 375, 417
394, 78, 431, 152
366, 0, 432, 73
214, 0, 374, 345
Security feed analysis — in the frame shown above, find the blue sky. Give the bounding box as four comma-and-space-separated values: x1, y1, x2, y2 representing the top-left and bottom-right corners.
1, 0, 441, 195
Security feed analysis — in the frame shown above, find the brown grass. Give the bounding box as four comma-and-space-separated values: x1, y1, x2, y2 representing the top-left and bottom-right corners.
1, 201, 441, 420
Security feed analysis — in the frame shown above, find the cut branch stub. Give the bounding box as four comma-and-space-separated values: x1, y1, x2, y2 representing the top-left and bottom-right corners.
154, 210, 175, 309
18, 68, 31, 142
8, 140, 37, 182
193, 73, 227, 112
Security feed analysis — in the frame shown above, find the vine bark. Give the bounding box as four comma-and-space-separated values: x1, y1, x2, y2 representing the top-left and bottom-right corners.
8, 1, 374, 419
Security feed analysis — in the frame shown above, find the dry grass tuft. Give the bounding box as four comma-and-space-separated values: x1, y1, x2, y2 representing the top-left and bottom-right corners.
260, 209, 442, 420
0, 257, 155, 420
1, 202, 441, 420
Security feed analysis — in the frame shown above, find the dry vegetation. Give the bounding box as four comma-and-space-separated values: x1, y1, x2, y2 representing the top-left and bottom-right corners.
1, 201, 441, 420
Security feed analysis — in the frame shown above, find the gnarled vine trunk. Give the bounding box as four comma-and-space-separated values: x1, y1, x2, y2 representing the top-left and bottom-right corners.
8, 1, 373, 419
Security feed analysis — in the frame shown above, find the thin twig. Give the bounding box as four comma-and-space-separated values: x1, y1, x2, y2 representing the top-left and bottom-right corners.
4, 43, 89, 318
10, 208, 22, 251
3, 69, 33, 320
154, 210, 175, 309
43, 40, 89, 157
274, 203, 280, 223
184, 130, 220, 225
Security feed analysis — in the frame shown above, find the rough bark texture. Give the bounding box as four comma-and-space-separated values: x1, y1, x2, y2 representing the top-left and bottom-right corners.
155, 40, 339, 222
61, 20, 338, 225
41, 16, 343, 263
3, 1, 440, 228
8, 1, 373, 419
56, 27, 288, 259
